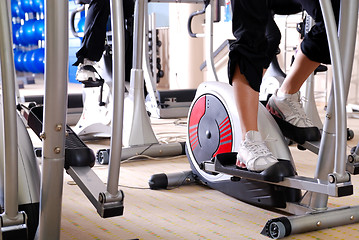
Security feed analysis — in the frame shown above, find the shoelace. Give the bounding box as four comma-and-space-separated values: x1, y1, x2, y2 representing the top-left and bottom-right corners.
285, 94, 313, 126
243, 140, 271, 157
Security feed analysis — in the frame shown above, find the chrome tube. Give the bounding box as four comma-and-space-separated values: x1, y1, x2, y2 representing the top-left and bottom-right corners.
0, 0, 20, 220
107, 0, 125, 195
38, 0, 68, 239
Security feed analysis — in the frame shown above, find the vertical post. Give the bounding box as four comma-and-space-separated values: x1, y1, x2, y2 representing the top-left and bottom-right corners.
0, 0, 20, 221
132, 0, 144, 70
107, 0, 125, 195
319, 0, 346, 180
205, 0, 219, 82
310, 0, 357, 210
338, 0, 358, 99
38, 0, 68, 239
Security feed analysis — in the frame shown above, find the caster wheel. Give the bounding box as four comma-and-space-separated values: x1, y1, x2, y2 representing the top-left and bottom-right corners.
269, 221, 286, 239
347, 128, 354, 141
97, 149, 110, 165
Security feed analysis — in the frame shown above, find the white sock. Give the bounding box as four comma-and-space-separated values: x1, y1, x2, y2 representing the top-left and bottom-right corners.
277, 89, 294, 98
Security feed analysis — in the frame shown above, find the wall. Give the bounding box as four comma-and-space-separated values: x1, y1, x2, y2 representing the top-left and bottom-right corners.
168, 3, 205, 89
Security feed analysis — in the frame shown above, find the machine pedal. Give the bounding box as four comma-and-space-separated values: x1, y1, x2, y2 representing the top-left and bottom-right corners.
27, 105, 96, 169
207, 152, 296, 183
268, 113, 321, 144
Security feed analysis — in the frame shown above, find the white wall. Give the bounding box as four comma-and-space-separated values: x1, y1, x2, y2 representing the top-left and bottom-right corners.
167, 3, 206, 89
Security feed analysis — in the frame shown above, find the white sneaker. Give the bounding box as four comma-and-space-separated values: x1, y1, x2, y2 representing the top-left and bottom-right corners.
76, 58, 102, 83
237, 131, 278, 172
266, 89, 314, 128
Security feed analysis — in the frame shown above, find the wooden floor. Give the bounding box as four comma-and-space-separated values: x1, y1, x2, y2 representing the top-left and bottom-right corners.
21, 81, 359, 240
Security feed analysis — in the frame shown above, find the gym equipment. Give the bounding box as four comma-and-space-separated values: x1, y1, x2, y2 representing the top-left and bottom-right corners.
71, 0, 194, 163
31, 0, 44, 14
73, 0, 198, 141
11, 0, 26, 19
0, 0, 126, 238
0, 1, 41, 238
96, 0, 191, 163
69, 0, 114, 138
150, 0, 359, 238
30, 48, 45, 74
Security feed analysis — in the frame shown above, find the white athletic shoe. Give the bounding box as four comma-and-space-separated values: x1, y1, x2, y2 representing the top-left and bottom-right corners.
266, 89, 314, 128
76, 58, 101, 83
237, 131, 278, 172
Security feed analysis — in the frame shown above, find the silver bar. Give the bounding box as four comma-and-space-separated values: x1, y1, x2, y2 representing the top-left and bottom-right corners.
67, 167, 107, 209
38, 0, 69, 239
311, 131, 336, 209
309, 0, 349, 212
299, 140, 320, 155
133, 0, 145, 70
338, 0, 358, 99
319, 0, 347, 180
108, 0, 125, 196
67, 166, 124, 218
143, 1, 159, 110
205, 0, 219, 81
279, 176, 351, 197
289, 206, 359, 235
121, 142, 184, 160
202, 162, 351, 197
123, 0, 158, 146
263, 206, 359, 238
0, 0, 26, 232
0, 0, 21, 221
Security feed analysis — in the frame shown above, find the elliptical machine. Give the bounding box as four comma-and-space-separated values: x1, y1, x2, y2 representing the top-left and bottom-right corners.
150, 0, 359, 238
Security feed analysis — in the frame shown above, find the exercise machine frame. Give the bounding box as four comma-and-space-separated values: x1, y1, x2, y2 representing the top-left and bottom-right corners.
151, 0, 359, 238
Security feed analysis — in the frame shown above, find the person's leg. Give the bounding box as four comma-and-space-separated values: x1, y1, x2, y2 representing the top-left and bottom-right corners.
265, 40, 322, 144
266, 47, 321, 142
265, 0, 341, 144
229, 1, 278, 172
279, 47, 320, 94
279, 0, 339, 94
232, 65, 259, 138
75, 0, 110, 64
232, 65, 278, 171
74, 0, 110, 84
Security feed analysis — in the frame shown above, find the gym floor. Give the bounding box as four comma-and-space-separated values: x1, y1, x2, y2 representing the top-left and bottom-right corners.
24, 82, 359, 240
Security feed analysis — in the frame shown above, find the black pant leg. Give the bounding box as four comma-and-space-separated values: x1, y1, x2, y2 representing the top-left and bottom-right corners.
75, 0, 110, 64
228, 0, 269, 92
300, 0, 340, 64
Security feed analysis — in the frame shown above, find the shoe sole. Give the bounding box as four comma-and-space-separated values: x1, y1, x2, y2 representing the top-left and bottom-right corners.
266, 100, 321, 144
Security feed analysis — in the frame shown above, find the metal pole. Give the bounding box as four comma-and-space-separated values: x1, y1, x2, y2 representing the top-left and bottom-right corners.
38, 0, 68, 238
133, 0, 144, 70
0, 0, 20, 220
107, 0, 125, 195
338, 0, 358, 99
319, 0, 348, 181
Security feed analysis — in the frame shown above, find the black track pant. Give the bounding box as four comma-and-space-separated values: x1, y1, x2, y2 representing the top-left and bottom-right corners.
228, 0, 340, 92
73, 0, 134, 82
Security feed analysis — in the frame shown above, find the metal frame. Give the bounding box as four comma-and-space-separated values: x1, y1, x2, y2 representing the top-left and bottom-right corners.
1, 0, 358, 238
0, 0, 28, 237
38, 0, 125, 239
201, 0, 359, 238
